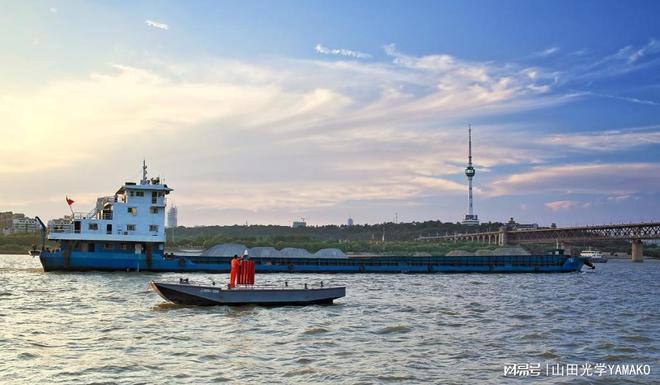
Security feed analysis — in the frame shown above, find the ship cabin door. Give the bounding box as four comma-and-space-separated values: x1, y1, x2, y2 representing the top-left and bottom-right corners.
106, 224, 112, 235
74, 221, 81, 233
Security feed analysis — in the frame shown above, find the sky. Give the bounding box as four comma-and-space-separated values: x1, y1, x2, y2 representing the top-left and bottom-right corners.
1, 0, 660, 227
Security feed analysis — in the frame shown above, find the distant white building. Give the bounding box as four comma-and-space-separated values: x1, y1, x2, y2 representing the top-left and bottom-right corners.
347, 217, 354, 226
167, 205, 178, 228
506, 217, 538, 230
11, 217, 39, 233
292, 220, 307, 228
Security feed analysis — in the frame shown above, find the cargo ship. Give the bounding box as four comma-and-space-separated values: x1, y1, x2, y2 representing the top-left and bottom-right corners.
38, 164, 586, 273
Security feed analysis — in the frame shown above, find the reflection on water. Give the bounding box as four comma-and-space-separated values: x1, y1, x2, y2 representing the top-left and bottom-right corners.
1, 255, 659, 384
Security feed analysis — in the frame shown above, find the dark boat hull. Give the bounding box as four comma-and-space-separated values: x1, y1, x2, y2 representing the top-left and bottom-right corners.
40, 251, 586, 273
150, 281, 346, 306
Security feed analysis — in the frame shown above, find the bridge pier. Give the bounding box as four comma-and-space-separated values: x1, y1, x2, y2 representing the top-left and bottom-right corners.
499, 226, 508, 246
631, 239, 644, 262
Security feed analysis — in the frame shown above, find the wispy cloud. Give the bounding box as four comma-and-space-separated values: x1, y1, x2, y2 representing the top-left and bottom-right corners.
607, 194, 631, 202
0, 47, 572, 222
625, 39, 658, 63
2, 40, 658, 224
582, 90, 660, 106
539, 126, 660, 151
490, 163, 660, 196
145, 19, 169, 30
49, 7, 57, 13
535, 46, 560, 57
315, 44, 371, 59
545, 200, 582, 211
570, 39, 660, 80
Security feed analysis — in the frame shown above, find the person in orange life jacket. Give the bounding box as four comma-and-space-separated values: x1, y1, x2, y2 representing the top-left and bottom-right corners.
229, 255, 240, 288
239, 250, 250, 284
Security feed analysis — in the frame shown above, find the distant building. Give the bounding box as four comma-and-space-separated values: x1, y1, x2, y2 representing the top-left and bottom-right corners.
292, 220, 307, 228
347, 217, 354, 226
1, 212, 40, 234
1, 212, 13, 234
12, 217, 39, 233
167, 205, 178, 228
506, 217, 539, 231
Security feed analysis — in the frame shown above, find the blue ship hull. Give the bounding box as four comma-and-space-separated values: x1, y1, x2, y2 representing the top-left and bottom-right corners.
40, 250, 585, 273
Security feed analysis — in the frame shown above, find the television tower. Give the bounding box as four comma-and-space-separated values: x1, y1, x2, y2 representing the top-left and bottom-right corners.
461, 125, 479, 226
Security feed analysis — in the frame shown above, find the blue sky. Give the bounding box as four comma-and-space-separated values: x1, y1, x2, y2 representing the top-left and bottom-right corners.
1, 0, 659, 226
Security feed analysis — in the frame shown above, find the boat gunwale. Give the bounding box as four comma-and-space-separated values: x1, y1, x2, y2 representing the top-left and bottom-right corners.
152, 280, 345, 292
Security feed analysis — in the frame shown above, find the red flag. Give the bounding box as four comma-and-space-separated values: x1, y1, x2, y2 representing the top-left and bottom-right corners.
66, 196, 75, 206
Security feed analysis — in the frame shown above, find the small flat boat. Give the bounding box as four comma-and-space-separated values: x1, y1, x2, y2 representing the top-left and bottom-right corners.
150, 280, 346, 306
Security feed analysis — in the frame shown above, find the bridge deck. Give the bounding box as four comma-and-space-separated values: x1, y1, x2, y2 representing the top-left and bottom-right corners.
417, 222, 660, 243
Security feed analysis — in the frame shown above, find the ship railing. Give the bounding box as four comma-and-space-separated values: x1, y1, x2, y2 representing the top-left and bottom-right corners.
86, 196, 118, 219
69, 212, 87, 220
48, 224, 74, 233
174, 278, 332, 290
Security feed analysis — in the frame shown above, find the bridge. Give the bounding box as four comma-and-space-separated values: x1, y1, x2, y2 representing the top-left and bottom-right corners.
416, 222, 660, 262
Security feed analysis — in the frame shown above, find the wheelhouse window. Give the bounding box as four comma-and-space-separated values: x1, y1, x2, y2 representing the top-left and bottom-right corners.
149, 225, 159, 232
128, 207, 137, 216
136, 191, 144, 197
88, 223, 99, 231
127, 224, 136, 231
150, 207, 159, 214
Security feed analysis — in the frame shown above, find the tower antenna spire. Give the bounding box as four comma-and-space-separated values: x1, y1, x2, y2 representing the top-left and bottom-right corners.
461, 125, 479, 226
468, 124, 472, 166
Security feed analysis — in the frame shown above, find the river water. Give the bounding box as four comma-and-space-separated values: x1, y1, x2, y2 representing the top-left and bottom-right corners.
1, 255, 658, 384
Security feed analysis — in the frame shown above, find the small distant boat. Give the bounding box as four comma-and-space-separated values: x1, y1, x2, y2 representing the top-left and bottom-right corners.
580, 248, 608, 263
150, 280, 346, 306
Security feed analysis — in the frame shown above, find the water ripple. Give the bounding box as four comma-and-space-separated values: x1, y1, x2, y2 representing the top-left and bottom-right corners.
0, 256, 659, 384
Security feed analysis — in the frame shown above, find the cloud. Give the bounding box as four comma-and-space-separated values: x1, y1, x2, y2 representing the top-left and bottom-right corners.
539, 125, 660, 151
545, 200, 580, 211
535, 47, 560, 57
0, 45, 645, 224
581, 91, 660, 106
145, 19, 169, 30
607, 194, 631, 202
490, 163, 660, 196
625, 39, 658, 63
571, 40, 660, 80
49, 7, 57, 13
315, 44, 371, 59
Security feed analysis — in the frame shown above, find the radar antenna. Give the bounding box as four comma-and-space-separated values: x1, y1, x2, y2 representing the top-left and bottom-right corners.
141, 159, 148, 185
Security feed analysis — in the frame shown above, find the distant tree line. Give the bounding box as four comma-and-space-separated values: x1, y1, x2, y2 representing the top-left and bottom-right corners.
167, 221, 506, 244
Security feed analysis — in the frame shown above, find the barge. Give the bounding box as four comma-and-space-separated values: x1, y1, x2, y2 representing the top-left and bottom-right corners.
38, 164, 586, 274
